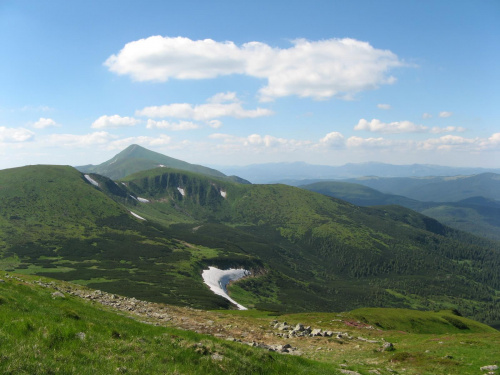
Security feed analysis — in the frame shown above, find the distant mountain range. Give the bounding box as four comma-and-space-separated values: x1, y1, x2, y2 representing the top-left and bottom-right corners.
301, 180, 500, 241
342, 173, 500, 202
217, 161, 500, 184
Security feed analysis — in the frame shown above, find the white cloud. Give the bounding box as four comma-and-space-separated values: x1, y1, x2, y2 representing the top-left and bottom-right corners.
346, 136, 405, 149
207, 120, 222, 129
419, 135, 477, 151
209, 133, 310, 151
136, 93, 273, 120
44, 131, 172, 150
146, 119, 199, 131
377, 104, 391, 110
422, 113, 432, 119
429, 126, 466, 134
319, 132, 345, 147
46, 131, 116, 147
207, 91, 239, 104
105, 36, 405, 101
91, 115, 140, 129
354, 119, 465, 135
354, 119, 427, 133
107, 135, 172, 150
33, 117, 59, 129
439, 111, 453, 118
0, 126, 34, 142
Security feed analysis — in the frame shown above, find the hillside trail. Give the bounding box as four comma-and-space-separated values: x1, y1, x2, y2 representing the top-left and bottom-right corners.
6, 273, 388, 360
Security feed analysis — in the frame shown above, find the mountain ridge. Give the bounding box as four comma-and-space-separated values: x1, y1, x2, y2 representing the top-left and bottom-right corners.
2, 163, 499, 326
76, 144, 250, 183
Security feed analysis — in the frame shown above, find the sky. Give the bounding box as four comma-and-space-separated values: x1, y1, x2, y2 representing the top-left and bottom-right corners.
1, 0, 499, 170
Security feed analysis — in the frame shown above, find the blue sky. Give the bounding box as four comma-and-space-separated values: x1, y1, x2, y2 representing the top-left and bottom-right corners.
1, 0, 499, 169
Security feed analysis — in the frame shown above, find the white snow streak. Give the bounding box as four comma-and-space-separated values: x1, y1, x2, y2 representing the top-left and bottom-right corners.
220, 190, 227, 198
130, 211, 146, 220
84, 174, 99, 187
137, 197, 150, 203
177, 187, 185, 196
202, 266, 249, 310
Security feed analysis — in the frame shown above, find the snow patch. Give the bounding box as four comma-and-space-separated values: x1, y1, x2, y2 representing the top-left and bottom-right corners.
84, 174, 99, 187
220, 190, 227, 198
202, 267, 249, 310
137, 197, 150, 203
177, 187, 185, 196
109, 158, 117, 165
158, 164, 166, 168
129, 195, 138, 200
130, 211, 146, 220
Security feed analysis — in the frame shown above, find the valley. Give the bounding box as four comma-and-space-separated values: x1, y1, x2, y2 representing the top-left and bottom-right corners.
1, 145, 499, 329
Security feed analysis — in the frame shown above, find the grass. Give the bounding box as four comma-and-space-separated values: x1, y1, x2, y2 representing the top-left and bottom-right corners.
0, 272, 339, 375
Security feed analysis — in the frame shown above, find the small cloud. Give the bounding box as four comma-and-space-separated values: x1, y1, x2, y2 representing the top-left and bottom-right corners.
430, 126, 466, 134
354, 118, 427, 134
439, 111, 452, 118
107, 135, 172, 149
207, 92, 239, 104
377, 104, 391, 110
146, 119, 199, 131
207, 120, 222, 129
91, 115, 140, 129
136, 93, 273, 120
422, 113, 432, 119
208, 132, 310, 150
46, 131, 115, 147
0, 126, 34, 142
319, 132, 345, 147
33, 117, 59, 129
346, 136, 399, 149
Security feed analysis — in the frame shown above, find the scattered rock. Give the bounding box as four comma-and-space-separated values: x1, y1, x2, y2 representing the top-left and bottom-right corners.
340, 370, 362, 375
294, 323, 304, 331
481, 365, 499, 371
311, 328, 323, 336
75, 332, 86, 341
211, 353, 224, 361
51, 291, 65, 299
380, 342, 395, 352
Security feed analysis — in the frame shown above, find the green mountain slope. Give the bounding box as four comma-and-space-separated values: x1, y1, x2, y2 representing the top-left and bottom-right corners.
3, 272, 498, 375
76, 144, 248, 183
0, 273, 337, 375
300, 181, 425, 209
301, 181, 500, 241
117, 168, 500, 324
0, 165, 240, 309
1, 166, 500, 327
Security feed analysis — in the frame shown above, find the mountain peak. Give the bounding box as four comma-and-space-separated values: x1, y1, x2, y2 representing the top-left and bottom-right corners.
76, 144, 236, 181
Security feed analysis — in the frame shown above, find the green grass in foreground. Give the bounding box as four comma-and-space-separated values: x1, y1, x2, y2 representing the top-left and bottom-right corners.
0, 272, 337, 375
